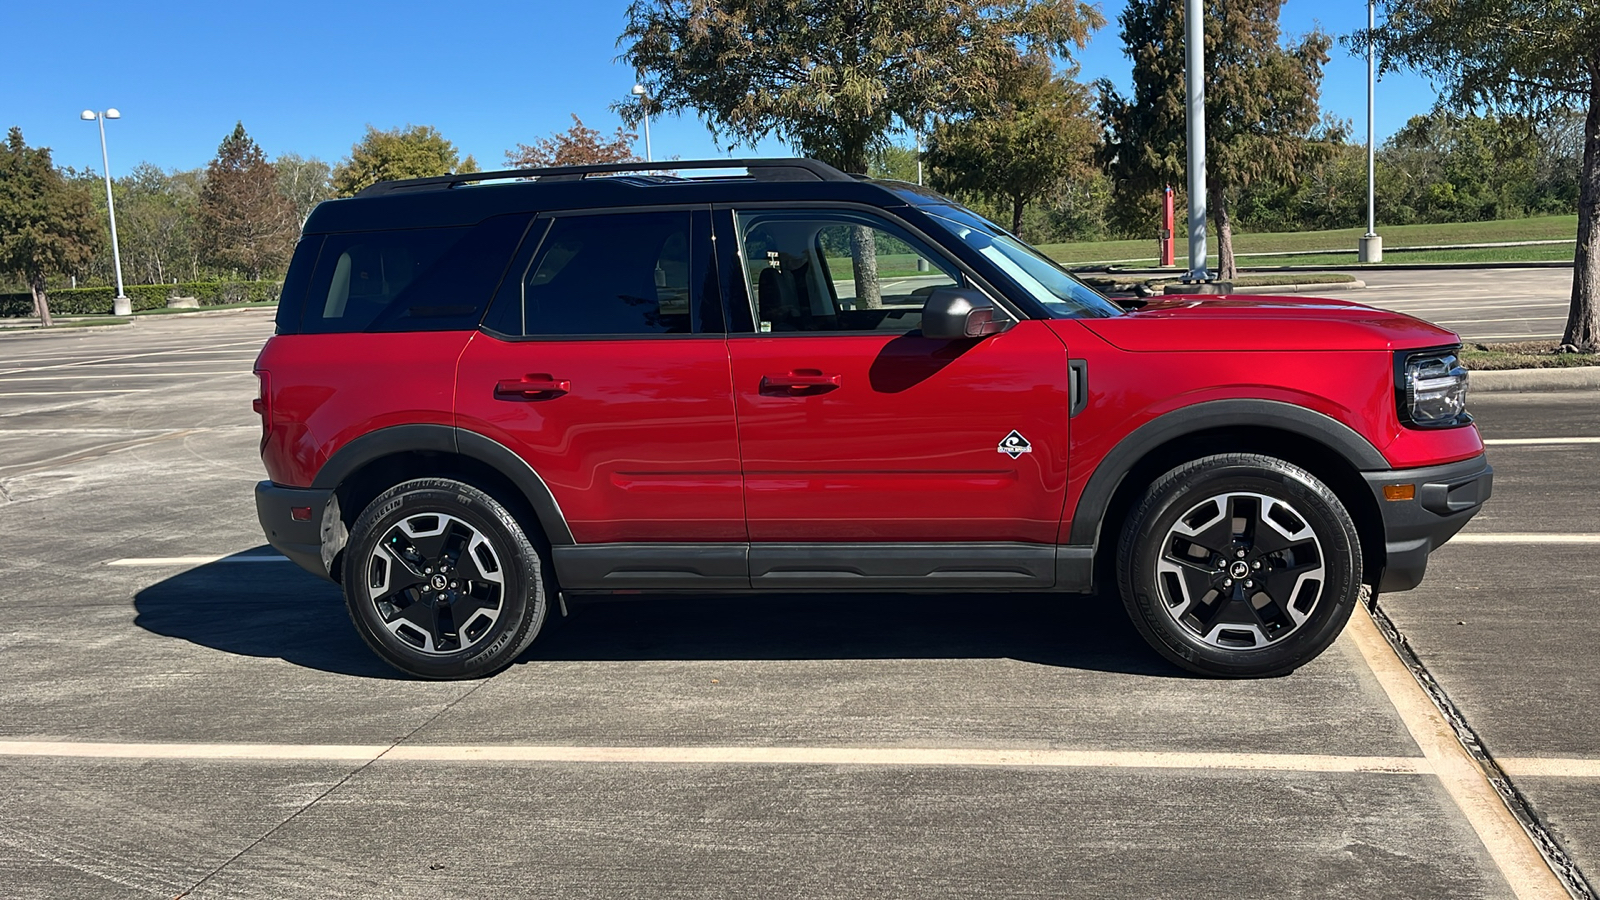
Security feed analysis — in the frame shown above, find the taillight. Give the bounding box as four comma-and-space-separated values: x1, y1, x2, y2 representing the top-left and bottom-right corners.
254, 370, 271, 436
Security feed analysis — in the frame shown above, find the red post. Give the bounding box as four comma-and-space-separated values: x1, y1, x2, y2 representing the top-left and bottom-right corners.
1159, 185, 1176, 267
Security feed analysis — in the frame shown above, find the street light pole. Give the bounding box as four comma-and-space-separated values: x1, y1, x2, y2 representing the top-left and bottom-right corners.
631, 84, 653, 163
1184, 0, 1210, 283
81, 108, 131, 315
1359, 0, 1383, 262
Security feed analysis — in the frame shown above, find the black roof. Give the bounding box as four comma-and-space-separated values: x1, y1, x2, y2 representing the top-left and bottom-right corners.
302, 158, 947, 234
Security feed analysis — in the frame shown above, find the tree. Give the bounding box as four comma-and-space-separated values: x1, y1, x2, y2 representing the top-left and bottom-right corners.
274, 153, 334, 228
332, 125, 479, 197
116, 163, 202, 285
1100, 0, 1338, 279
1363, 2, 1600, 351
198, 123, 297, 280
507, 115, 639, 168
621, 0, 1102, 306
0, 128, 103, 326
926, 62, 1099, 239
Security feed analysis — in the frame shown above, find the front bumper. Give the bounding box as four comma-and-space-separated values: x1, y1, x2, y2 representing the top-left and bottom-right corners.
1363, 454, 1493, 592
255, 481, 335, 581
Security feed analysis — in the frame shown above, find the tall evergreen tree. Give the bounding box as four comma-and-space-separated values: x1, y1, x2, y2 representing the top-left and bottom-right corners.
198, 123, 296, 280
0, 127, 103, 326
1100, 0, 1336, 279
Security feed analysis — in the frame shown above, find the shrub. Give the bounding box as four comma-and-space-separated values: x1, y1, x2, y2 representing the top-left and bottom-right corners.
0, 281, 281, 318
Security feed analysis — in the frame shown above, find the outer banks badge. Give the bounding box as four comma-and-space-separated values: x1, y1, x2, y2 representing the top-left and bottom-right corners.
997, 430, 1032, 459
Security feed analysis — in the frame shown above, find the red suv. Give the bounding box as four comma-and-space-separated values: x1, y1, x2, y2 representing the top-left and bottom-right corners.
254, 159, 1491, 680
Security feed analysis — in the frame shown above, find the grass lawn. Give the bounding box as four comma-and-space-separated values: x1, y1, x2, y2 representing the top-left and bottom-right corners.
1460, 341, 1598, 370
1039, 215, 1579, 266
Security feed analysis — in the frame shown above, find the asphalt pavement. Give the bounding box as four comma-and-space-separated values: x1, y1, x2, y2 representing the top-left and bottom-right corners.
0, 310, 1594, 899
1309, 268, 1575, 344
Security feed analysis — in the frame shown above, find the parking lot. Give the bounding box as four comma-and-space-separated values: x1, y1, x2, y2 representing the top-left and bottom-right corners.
0, 307, 1595, 899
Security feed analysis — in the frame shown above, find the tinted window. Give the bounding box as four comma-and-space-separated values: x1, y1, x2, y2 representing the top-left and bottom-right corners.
735, 210, 961, 333
297, 215, 531, 334
274, 236, 324, 335
509, 212, 700, 336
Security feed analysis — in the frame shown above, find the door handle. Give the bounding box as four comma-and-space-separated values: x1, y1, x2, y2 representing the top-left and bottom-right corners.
495, 375, 571, 400
759, 371, 842, 395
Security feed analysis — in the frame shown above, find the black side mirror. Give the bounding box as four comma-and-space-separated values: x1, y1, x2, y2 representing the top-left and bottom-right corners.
920, 288, 1012, 340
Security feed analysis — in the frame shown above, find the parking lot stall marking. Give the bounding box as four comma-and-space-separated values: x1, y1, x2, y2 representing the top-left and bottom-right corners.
0, 740, 1426, 773
0, 429, 209, 477
1483, 438, 1600, 446
1499, 758, 1600, 778
0, 372, 253, 382
0, 339, 265, 376
1347, 606, 1572, 900
1450, 534, 1600, 544
0, 389, 152, 396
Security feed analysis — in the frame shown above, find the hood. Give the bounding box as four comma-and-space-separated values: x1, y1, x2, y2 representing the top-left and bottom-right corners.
1077, 294, 1461, 352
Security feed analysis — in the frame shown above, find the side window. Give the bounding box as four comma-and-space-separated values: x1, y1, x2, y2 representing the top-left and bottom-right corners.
518, 212, 697, 336
299, 215, 530, 334
735, 210, 960, 334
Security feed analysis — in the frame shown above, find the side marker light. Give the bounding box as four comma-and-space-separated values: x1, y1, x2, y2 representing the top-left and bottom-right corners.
1383, 484, 1416, 501
290, 506, 313, 521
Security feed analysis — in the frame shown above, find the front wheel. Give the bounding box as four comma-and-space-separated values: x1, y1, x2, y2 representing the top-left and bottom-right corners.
343, 478, 549, 679
1117, 454, 1362, 678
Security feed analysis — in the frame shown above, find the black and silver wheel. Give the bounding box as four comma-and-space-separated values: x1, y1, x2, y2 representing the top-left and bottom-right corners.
343, 478, 548, 679
1117, 454, 1362, 677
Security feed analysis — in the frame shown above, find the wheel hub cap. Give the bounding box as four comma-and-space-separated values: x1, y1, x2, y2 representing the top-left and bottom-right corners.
1154, 491, 1326, 650
365, 512, 505, 655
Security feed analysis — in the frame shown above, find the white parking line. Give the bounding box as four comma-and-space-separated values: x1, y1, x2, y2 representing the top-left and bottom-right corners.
0, 739, 1425, 772
107, 555, 291, 567
0, 389, 151, 396
0, 371, 251, 382
1449, 534, 1600, 544
1498, 758, 1600, 778
1483, 438, 1600, 445
0, 339, 263, 376
1345, 607, 1570, 899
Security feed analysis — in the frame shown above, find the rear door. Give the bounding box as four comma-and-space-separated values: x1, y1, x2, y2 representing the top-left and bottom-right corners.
719, 206, 1072, 579
455, 208, 744, 560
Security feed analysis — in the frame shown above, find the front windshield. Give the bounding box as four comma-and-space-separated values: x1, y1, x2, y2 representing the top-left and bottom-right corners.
924, 206, 1122, 319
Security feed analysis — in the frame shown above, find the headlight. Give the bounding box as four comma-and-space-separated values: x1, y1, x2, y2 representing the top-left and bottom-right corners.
1399, 350, 1471, 427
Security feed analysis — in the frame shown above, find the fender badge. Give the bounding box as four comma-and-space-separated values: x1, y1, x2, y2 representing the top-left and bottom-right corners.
998, 431, 1032, 459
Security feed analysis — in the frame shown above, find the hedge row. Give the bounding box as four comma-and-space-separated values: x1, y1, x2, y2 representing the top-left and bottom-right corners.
0, 281, 282, 318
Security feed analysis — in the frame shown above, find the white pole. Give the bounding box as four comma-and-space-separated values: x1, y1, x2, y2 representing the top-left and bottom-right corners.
642, 105, 653, 163
1184, 0, 1209, 281
94, 113, 129, 309
1359, 0, 1383, 262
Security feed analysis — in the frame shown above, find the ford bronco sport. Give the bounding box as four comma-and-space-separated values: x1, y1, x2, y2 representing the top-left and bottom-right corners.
254, 158, 1492, 680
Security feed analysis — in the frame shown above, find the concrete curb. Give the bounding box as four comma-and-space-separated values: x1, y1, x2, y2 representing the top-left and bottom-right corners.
1470, 367, 1600, 392
1229, 280, 1365, 294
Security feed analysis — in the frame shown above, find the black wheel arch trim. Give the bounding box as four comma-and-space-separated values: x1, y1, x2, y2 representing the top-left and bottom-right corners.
1066, 399, 1391, 549
310, 423, 576, 546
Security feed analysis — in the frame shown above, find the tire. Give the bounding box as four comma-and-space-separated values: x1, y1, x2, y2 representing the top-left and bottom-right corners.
1116, 454, 1362, 678
342, 478, 549, 679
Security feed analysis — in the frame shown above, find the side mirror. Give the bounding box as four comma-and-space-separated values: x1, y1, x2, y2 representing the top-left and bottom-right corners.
920, 288, 1012, 340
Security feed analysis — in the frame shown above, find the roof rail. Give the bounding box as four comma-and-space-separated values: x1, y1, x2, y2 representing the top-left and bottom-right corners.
355, 158, 855, 197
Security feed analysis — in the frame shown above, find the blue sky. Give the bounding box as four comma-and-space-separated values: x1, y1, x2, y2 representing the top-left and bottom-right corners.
4, 0, 1442, 178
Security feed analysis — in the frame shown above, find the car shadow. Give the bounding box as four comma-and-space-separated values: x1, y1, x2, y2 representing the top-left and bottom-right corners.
133, 548, 1184, 678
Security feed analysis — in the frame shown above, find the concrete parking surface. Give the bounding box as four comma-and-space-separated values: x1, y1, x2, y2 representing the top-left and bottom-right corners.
0, 308, 1595, 898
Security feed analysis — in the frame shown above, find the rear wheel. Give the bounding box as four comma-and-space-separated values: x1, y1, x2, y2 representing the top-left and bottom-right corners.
343, 478, 548, 679
1117, 454, 1362, 677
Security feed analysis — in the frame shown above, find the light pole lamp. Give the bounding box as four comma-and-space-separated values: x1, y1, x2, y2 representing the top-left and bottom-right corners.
631, 84, 653, 163
81, 108, 131, 315
1359, 0, 1383, 262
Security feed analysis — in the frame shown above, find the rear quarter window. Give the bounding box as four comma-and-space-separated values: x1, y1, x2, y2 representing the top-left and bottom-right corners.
288, 214, 532, 334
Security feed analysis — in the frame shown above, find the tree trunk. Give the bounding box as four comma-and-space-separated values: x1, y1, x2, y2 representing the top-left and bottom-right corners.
1012, 195, 1026, 240
29, 276, 53, 328
849, 225, 882, 309
1213, 190, 1237, 282
1564, 70, 1600, 352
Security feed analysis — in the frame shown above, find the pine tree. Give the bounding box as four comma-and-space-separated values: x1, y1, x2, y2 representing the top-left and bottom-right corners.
198, 123, 297, 280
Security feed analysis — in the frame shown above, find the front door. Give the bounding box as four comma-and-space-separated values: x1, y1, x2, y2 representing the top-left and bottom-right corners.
721, 207, 1072, 548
